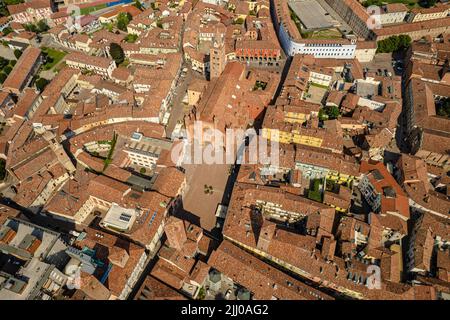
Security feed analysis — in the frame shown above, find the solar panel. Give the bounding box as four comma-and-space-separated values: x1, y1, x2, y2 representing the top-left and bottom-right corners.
148, 211, 157, 226
119, 213, 132, 222
138, 209, 151, 224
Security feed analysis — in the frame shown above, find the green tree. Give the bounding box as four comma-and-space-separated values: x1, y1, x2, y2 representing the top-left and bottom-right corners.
0, 6, 8, 17
0, 56, 9, 69
133, 0, 143, 10
436, 98, 450, 118
4, 0, 25, 4
328, 106, 340, 119
319, 105, 340, 120
109, 42, 125, 65
35, 77, 49, 91
2, 27, 13, 35
37, 20, 49, 33
0, 158, 6, 181
116, 12, 132, 31
1, 0, 23, 17
377, 35, 411, 53
423, 0, 437, 8
14, 49, 22, 59
0, 72, 7, 84
24, 23, 38, 33
398, 34, 412, 49
3, 65, 12, 75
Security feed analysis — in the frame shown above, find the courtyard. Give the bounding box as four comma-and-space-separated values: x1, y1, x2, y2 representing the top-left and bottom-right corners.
288, 0, 336, 31
179, 161, 231, 232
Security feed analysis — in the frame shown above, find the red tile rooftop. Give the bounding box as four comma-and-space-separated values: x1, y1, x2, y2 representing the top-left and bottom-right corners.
7, 0, 51, 15
65, 52, 114, 70
2, 47, 41, 94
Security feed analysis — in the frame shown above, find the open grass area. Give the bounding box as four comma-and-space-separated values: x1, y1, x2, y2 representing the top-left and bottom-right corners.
80, 3, 107, 15
42, 47, 67, 70
103, 133, 117, 171
310, 82, 329, 90
308, 179, 323, 203
308, 28, 343, 40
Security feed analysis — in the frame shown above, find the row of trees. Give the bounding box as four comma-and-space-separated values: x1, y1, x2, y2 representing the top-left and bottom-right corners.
363, 0, 436, 8
0, 56, 17, 84
0, 0, 23, 17
377, 35, 412, 53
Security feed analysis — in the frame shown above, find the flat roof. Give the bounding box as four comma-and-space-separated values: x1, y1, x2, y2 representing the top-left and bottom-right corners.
101, 204, 137, 232
127, 174, 155, 191
288, 0, 335, 31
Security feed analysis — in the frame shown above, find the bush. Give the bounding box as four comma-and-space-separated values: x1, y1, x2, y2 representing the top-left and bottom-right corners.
3, 65, 12, 75
0, 56, 9, 68
0, 72, 7, 84
35, 77, 50, 91
14, 49, 22, 59
44, 56, 54, 69
197, 287, 206, 300
2, 27, 12, 35
140, 167, 146, 174
0, 158, 6, 181
125, 34, 138, 43
24, 23, 37, 33
319, 105, 340, 120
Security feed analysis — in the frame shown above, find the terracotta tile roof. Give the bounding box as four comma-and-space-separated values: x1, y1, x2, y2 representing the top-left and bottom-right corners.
73, 227, 145, 298
360, 160, 410, 219
7, 0, 51, 15
152, 167, 185, 198
375, 17, 450, 38
2, 47, 41, 93
66, 52, 114, 70
150, 257, 186, 290
208, 240, 334, 300
111, 67, 131, 82
383, 3, 408, 13
134, 276, 187, 300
